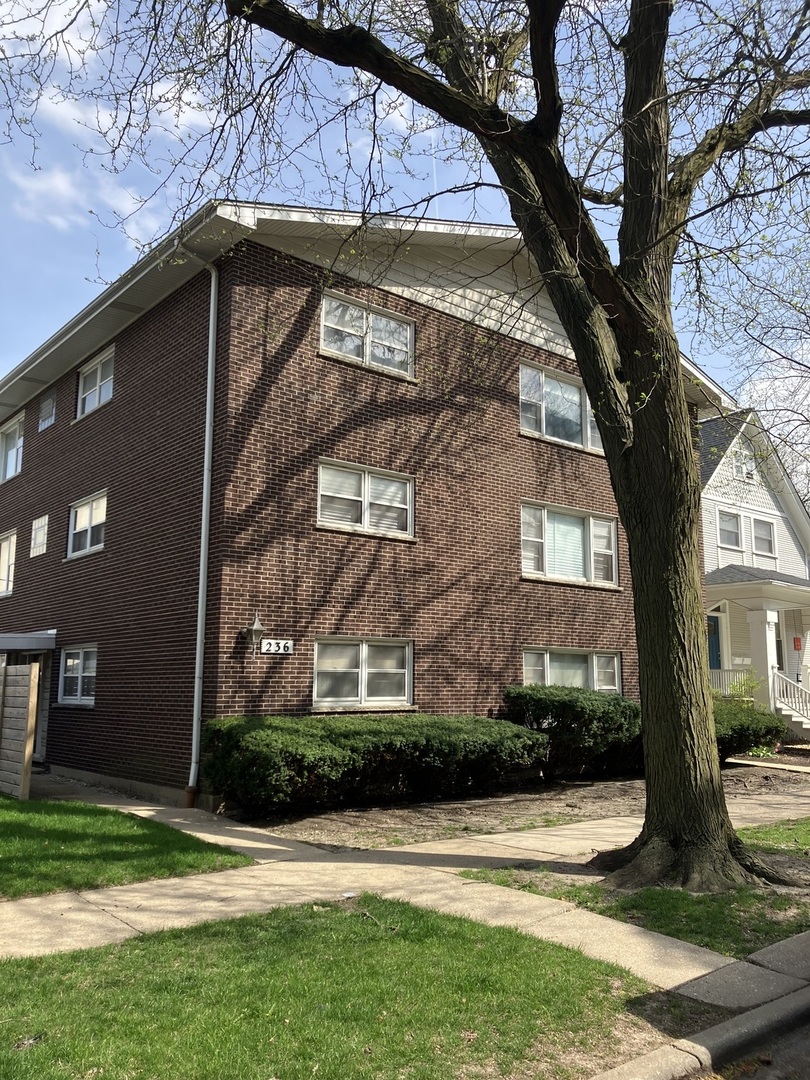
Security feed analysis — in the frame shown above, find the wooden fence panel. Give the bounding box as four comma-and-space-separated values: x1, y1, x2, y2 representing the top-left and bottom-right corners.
0, 664, 39, 799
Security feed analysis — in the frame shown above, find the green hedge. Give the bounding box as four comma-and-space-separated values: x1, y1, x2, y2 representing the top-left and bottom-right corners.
202, 713, 549, 815
713, 699, 787, 762
502, 684, 641, 781
503, 685, 788, 776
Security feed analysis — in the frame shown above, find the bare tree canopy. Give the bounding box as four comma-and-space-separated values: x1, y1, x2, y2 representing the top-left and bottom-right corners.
4, 0, 810, 888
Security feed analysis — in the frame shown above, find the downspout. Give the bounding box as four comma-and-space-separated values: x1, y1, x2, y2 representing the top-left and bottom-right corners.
183, 251, 219, 807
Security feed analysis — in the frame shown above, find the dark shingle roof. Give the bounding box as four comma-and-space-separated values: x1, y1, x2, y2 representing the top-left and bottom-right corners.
699, 411, 753, 489
705, 563, 810, 590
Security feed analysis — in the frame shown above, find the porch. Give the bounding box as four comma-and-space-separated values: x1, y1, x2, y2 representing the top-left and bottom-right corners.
705, 565, 810, 741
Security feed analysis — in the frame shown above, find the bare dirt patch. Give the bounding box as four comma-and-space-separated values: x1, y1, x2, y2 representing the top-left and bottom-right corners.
253, 759, 810, 853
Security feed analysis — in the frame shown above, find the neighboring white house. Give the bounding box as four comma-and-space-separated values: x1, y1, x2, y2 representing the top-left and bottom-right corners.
700, 410, 810, 739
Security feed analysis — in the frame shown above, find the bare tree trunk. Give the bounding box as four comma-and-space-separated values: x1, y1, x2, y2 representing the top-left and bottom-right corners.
590, 333, 789, 888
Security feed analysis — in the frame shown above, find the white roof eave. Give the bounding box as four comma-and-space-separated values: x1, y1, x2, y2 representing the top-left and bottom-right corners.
0, 200, 730, 423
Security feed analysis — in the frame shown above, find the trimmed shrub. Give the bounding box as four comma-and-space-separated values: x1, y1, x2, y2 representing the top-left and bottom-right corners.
202, 713, 548, 816
713, 699, 787, 762
502, 685, 641, 780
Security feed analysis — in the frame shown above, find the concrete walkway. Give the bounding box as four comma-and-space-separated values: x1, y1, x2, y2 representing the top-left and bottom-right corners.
6, 772, 810, 1078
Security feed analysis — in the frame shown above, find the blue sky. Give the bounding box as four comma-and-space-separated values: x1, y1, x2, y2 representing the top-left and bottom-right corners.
0, 102, 740, 394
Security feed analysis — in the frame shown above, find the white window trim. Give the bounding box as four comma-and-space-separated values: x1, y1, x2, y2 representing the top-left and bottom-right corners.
320, 292, 415, 377
523, 648, 621, 693
58, 645, 98, 706
0, 530, 17, 596
318, 460, 414, 539
313, 637, 413, 708
521, 501, 618, 586
519, 363, 603, 453
752, 516, 778, 558
30, 514, 48, 558
717, 507, 743, 551
0, 413, 24, 482
67, 490, 107, 559
77, 347, 114, 419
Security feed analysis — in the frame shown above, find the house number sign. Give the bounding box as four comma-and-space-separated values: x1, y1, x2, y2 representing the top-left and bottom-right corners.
260, 639, 294, 655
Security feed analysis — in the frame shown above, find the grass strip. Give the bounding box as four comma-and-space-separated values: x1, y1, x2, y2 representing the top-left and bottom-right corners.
462, 817, 810, 959
1, 896, 710, 1080
0, 795, 251, 898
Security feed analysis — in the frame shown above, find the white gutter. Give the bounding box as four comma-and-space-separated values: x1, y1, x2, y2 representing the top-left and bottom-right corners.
183, 253, 219, 806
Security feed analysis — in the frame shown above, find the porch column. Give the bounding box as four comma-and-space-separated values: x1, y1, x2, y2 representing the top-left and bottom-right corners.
746, 608, 780, 709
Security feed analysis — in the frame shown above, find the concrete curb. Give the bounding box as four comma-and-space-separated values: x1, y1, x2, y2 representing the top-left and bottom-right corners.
590, 985, 810, 1079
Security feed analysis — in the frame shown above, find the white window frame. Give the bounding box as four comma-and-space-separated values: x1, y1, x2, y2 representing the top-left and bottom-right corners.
523, 649, 621, 693
58, 645, 98, 705
731, 446, 756, 482
717, 509, 742, 550
521, 501, 617, 585
38, 396, 56, 432
318, 461, 414, 538
0, 414, 24, 482
519, 363, 602, 452
752, 517, 776, 556
0, 531, 16, 596
77, 348, 114, 418
320, 293, 415, 376
313, 637, 412, 708
68, 491, 107, 558
30, 514, 48, 557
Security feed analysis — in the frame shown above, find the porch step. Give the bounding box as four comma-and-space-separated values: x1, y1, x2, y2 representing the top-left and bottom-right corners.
774, 706, 810, 743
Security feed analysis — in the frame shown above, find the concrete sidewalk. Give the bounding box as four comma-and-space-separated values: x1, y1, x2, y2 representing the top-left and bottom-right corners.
6, 772, 810, 1078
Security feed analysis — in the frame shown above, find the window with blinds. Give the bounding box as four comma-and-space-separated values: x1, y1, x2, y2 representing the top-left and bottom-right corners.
319, 462, 413, 537
521, 502, 616, 584
523, 649, 620, 693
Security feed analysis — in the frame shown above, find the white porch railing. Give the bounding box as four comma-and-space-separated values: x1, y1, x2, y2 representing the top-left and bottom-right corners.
772, 669, 810, 720
709, 669, 754, 697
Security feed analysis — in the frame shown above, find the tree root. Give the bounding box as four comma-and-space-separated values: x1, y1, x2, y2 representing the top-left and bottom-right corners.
588, 832, 799, 892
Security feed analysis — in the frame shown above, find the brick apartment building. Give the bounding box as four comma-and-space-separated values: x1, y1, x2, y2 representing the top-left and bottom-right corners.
0, 203, 721, 804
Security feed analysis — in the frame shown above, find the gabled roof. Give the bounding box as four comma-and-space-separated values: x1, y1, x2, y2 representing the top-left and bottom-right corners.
0, 201, 732, 425
699, 409, 753, 489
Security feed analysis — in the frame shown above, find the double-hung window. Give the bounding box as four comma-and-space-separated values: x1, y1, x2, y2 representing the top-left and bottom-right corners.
319, 462, 413, 537
314, 638, 412, 707
523, 649, 620, 692
78, 348, 114, 417
753, 518, 775, 556
519, 365, 602, 451
0, 531, 16, 596
0, 414, 24, 482
718, 510, 741, 549
68, 492, 107, 557
321, 295, 414, 376
521, 502, 617, 584
59, 646, 97, 705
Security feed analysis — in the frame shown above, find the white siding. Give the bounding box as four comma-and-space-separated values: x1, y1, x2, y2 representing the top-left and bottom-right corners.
702, 448, 808, 578
254, 231, 573, 359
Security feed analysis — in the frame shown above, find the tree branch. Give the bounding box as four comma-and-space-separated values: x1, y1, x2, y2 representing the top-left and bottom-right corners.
668, 74, 810, 230
227, 0, 521, 139
525, 0, 565, 134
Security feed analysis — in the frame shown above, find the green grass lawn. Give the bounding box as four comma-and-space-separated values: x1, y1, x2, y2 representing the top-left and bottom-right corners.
462, 818, 810, 959
0, 896, 722, 1080
0, 795, 252, 899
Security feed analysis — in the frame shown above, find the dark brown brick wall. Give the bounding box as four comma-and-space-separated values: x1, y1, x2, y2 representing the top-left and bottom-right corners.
0, 275, 211, 786
0, 239, 639, 792
204, 241, 638, 721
